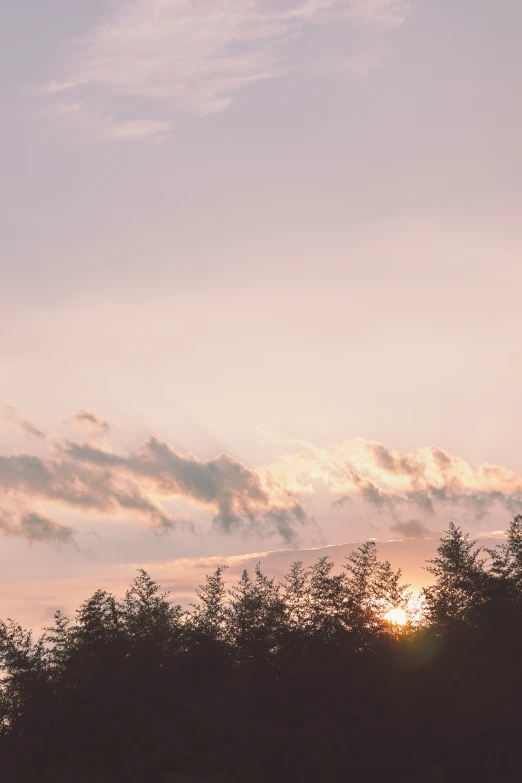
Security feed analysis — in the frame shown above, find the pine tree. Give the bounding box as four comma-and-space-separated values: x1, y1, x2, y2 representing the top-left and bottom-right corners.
374, 560, 411, 623
0, 619, 46, 735
487, 515, 522, 599
283, 561, 311, 630
227, 565, 286, 666
423, 522, 487, 630
308, 557, 346, 641
42, 611, 72, 679
123, 570, 182, 648
190, 565, 228, 641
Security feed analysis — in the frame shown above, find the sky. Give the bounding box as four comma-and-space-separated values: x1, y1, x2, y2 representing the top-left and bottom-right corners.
1, 0, 522, 630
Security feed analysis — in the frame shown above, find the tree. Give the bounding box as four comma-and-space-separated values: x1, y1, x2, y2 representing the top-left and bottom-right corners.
190, 565, 228, 642
41, 611, 72, 681
487, 515, 522, 599
227, 565, 286, 667
74, 589, 121, 651
308, 557, 346, 641
343, 541, 379, 634
5, 535, 522, 783
283, 561, 311, 630
122, 569, 183, 663
373, 560, 411, 624
0, 619, 46, 731
423, 522, 488, 630
342, 541, 410, 643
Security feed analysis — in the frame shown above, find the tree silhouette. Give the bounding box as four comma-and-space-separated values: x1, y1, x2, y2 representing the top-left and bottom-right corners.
423, 522, 488, 631
2, 521, 522, 782
488, 515, 522, 596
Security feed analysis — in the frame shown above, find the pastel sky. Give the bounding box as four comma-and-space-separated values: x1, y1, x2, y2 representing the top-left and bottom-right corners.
2, 0, 522, 629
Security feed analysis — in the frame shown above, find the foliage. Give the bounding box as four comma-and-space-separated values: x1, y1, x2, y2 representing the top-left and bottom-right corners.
2, 524, 522, 781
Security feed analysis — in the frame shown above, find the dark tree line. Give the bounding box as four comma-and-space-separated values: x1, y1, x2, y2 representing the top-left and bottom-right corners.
3, 519, 522, 781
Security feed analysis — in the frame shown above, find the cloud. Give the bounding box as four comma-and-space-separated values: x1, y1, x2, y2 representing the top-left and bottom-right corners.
477, 529, 508, 540
390, 519, 433, 539
405, 487, 522, 519
348, 0, 416, 27
62, 437, 307, 540
4, 418, 520, 547
43, 99, 175, 143
0, 509, 75, 546
45, 0, 415, 139
369, 442, 425, 479
2, 406, 46, 441
54, 101, 83, 115
334, 53, 384, 80
99, 118, 175, 142
0, 451, 181, 532
17, 421, 46, 442
72, 410, 110, 435
347, 468, 396, 510
0, 426, 307, 543
262, 437, 522, 522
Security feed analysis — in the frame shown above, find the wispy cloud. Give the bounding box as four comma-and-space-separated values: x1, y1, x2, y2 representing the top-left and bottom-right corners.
2, 406, 46, 442
46, 0, 415, 140
348, 0, 416, 27
333, 53, 384, 80
477, 529, 508, 540
71, 410, 111, 435
0, 509, 74, 546
45, 101, 176, 143
100, 118, 176, 142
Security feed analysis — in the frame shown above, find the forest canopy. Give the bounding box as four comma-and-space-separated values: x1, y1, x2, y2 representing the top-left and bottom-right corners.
3, 519, 522, 782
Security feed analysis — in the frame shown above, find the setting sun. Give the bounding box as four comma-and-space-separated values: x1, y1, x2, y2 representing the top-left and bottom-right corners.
384, 607, 408, 626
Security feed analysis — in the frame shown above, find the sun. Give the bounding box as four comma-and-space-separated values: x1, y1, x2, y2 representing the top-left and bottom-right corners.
384, 607, 408, 626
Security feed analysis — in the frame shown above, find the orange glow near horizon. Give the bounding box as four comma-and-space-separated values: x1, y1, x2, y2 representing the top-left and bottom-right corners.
384, 607, 408, 626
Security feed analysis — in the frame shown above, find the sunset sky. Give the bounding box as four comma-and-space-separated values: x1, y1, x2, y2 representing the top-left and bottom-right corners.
2, 0, 522, 629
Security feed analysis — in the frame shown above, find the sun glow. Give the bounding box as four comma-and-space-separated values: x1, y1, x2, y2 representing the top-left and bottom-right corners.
384, 607, 408, 626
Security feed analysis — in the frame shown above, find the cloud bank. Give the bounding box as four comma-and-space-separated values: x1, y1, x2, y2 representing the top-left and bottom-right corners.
0, 414, 306, 544
46, 0, 415, 140
3, 409, 522, 547
261, 436, 522, 520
